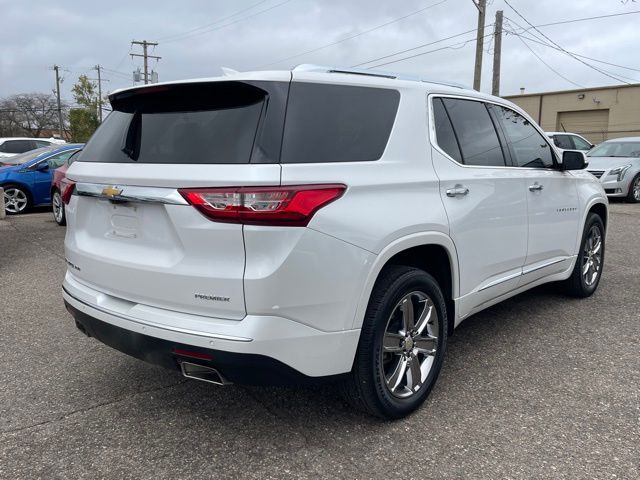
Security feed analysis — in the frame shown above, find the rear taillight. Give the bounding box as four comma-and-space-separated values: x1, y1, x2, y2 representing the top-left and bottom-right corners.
61, 179, 76, 205
178, 185, 346, 226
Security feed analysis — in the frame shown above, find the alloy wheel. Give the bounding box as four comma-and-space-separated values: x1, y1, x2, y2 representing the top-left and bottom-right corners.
381, 291, 439, 399
3, 187, 28, 213
52, 191, 64, 223
633, 176, 640, 201
582, 225, 603, 286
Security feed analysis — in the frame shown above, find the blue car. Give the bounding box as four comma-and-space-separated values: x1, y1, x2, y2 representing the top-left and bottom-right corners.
1, 143, 84, 214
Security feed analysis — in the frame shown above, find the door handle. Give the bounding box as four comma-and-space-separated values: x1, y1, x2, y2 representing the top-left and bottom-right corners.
446, 184, 470, 197
529, 182, 544, 192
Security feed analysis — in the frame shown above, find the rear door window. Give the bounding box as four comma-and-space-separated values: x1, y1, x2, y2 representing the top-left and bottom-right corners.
281, 83, 400, 163
2, 140, 36, 154
441, 98, 506, 167
552, 134, 574, 150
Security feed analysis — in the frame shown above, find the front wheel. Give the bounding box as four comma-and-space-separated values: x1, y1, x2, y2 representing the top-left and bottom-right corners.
562, 213, 605, 297
343, 266, 447, 419
627, 173, 640, 203
52, 189, 66, 226
3, 184, 31, 215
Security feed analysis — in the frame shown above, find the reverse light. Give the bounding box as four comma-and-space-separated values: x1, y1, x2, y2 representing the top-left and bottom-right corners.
179, 184, 346, 226
609, 164, 631, 181
60, 179, 76, 204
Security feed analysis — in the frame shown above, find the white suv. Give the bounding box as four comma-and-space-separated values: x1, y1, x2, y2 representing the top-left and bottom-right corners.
62, 65, 608, 419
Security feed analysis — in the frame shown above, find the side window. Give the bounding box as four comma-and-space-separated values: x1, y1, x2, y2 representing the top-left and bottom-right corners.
571, 135, 592, 150
494, 106, 554, 168
35, 140, 52, 148
553, 135, 574, 150
281, 83, 400, 163
47, 150, 75, 169
3, 140, 36, 154
441, 98, 506, 167
432, 98, 462, 163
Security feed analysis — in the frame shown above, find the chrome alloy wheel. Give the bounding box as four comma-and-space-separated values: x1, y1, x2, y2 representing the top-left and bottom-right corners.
3, 187, 28, 213
381, 291, 439, 399
52, 191, 64, 223
582, 225, 603, 286
633, 176, 640, 201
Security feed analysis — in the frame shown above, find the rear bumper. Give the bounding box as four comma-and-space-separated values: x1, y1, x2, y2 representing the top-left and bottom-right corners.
62, 275, 360, 382
65, 301, 348, 385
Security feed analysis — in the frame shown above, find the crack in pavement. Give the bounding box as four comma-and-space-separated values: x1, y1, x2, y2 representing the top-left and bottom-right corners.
0, 379, 188, 437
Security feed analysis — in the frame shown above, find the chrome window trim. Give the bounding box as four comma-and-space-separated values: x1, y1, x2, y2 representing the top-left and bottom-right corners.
427, 93, 560, 171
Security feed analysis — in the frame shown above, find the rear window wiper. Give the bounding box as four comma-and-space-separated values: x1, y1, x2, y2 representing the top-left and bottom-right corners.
122, 111, 142, 160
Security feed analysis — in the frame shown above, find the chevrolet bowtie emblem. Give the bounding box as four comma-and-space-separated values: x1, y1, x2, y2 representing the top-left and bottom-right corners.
102, 186, 123, 198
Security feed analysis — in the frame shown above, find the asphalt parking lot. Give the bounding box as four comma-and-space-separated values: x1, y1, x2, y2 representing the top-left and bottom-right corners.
0, 204, 638, 480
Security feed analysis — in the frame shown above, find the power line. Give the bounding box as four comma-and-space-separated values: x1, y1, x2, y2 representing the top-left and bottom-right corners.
503, 0, 631, 85
162, 0, 296, 44
514, 34, 583, 88
506, 29, 640, 76
256, 0, 449, 68
516, 10, 640, 31
352, 28, 477, 67
157, 0, 271, 42
365, 32, 493, 69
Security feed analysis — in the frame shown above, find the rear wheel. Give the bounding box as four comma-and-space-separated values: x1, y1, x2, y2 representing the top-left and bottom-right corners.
562, 213, 605, 297
343, 266, 447, 419
52, 189, 66, 225
3, 184, 31, 215
627, 173, 640, 203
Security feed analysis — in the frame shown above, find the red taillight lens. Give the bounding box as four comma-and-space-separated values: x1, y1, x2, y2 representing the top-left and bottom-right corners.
60, 179, 76, 205
178, 184, 346, 226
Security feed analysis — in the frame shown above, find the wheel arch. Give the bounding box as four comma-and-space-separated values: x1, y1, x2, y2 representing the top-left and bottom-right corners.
351, 232, 459, 336
1, 180, 34, 201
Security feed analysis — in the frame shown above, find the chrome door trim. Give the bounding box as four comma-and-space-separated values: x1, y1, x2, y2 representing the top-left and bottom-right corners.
522, 257, 567, 275
478, 271, 522, 292
76, 182, 188, 205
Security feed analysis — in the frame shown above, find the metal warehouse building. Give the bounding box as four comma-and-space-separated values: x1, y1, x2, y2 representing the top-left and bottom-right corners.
504, 83, 640, 144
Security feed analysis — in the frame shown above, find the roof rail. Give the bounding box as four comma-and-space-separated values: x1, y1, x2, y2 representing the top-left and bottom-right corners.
292, 64, 467, 89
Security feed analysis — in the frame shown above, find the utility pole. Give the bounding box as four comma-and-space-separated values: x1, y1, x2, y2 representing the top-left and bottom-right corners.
472, 0, 487, 91
492, 10, 503, 96
52, 65, 64, 138
130, 40, 161, 84
93, 65, 103, 122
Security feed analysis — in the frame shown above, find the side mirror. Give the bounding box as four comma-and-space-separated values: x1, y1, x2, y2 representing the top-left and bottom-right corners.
35, 162, 49, 172
561, 150, 587, 171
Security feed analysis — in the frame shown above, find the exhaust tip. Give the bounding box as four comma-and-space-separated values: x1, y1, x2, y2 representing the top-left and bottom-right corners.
180, 361, 230, 386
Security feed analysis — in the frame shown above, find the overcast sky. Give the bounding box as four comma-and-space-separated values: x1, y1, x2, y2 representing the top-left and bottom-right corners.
1, 0, 639, 102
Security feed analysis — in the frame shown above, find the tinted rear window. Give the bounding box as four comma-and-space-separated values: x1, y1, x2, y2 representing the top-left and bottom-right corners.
281, 83, 400, 163
442, 98, 506, 167
79, 81, 287, 164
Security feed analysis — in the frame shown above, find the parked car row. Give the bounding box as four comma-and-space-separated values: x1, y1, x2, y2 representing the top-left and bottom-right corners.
1, 144, 83, 216
0, 136, 66, 158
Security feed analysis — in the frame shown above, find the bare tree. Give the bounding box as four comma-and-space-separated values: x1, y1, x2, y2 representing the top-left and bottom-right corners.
0, 93, 67, 137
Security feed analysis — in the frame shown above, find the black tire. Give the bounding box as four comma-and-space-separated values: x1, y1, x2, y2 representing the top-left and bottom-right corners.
562, 213, 605, 297
2, 183, 31, 215
342, 265, 448, 419
51, 188, 66, 226
626, 173, 640, 203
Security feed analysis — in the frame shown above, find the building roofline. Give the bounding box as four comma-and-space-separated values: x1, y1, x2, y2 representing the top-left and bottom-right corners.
503, 82, 640, 99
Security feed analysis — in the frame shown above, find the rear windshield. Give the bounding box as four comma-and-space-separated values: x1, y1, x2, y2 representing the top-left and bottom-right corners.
79, 82, 281, 164
281, 83, 400, 163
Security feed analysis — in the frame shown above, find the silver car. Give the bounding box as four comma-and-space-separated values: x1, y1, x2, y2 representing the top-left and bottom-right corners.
586, 137, 640, 203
